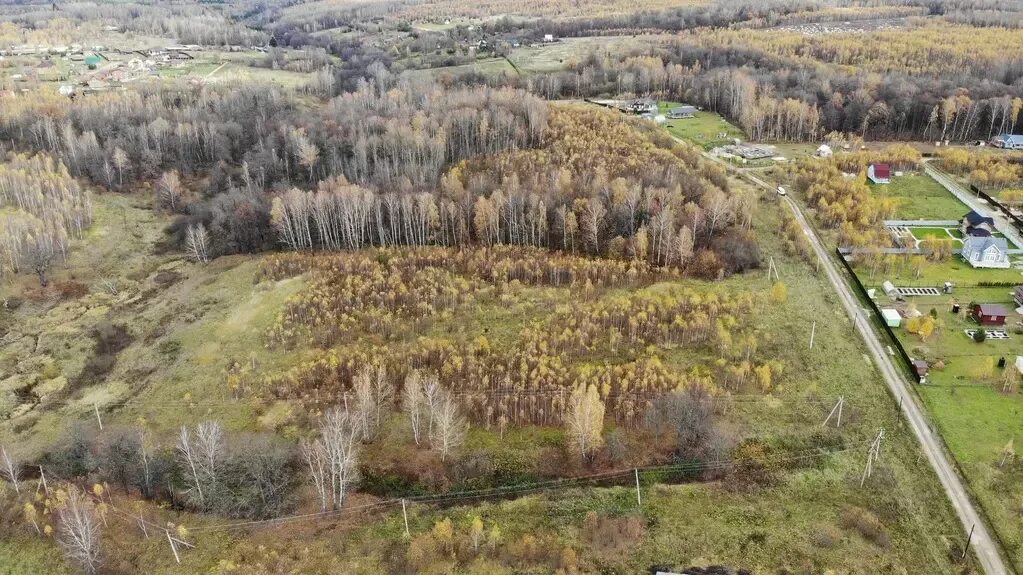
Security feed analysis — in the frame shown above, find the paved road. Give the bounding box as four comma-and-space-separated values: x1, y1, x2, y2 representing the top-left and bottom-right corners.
699, 145, 1011, 574
925, 163, 1023, 249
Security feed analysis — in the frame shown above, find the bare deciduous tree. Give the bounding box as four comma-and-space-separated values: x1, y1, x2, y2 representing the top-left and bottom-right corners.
319, 407, 361, 510
1, 445, 19, 494
185, 223, 211, 264
299, 438, 330, 512
157, 170, 183, 211
431, 391, 466, 461
111, 147, 129, 187
177, 421, 224, 509
403, 371, 426, 446
57, 485, 102, 575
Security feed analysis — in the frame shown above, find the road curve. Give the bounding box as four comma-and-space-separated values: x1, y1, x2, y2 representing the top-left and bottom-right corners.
700, 146, 1011, 574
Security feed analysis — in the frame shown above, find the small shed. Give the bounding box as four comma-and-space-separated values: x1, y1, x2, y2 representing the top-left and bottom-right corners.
912, 360, 929, 383
881, 308, 902, 328
1013, 285, 1023, 307
816, 144, 833, 158
972, 303, 1008, 326
882, 280, 901, 301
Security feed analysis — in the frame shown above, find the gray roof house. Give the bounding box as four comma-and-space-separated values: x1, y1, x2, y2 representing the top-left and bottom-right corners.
961, 236, 1011, 269
667, 105, 697, 119
990, 134, 1023, 150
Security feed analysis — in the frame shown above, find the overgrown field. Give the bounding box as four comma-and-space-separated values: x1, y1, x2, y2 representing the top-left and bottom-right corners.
0, 184, 977, 573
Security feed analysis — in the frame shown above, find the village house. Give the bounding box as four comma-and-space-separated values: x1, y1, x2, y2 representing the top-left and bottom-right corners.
990, 134, 1023, 150
867, 163, 891, 184
961, 235, 1010, 268
961, 210, 996, 237
667, 105, 697, 119
972, 303, 1008, 326
626, 98, 658, 115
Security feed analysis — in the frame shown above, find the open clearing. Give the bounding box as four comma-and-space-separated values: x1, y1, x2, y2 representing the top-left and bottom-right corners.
875, 173, 970, 220
659, 101, 745, 148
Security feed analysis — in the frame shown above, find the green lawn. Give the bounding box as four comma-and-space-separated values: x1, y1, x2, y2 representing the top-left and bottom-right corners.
910, 227, 963, 240
658, 101, 745, 148
876, 173, 970, 220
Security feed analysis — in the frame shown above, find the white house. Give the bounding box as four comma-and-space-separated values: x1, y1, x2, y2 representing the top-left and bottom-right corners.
991, 134, 1023, 150
961, 236, 1011, 269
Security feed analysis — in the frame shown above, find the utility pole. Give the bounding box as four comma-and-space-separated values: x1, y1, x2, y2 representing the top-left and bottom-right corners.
860, 428, 885, 487
634, 469, 642, 507
93, 403, 103, 430
809, 321, 817, 350
823, 396, 845, 428
962, 523, 975, 560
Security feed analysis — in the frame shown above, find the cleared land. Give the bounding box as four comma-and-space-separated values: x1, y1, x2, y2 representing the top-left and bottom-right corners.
875, 173, 970, 220
659, 101, 745, 148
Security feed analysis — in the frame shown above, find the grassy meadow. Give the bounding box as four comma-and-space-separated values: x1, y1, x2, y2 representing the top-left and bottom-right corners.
876, 172, 970, 220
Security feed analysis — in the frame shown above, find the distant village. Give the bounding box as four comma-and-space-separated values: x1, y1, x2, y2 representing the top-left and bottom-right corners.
0, 39, 269, 94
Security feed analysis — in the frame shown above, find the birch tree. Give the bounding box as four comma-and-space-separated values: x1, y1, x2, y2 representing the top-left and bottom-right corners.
1, 445, 18, 494
566, 384, 605, 463
404, 371, 426, 446
57, 485, 102, 575
185, 223, 210, 264
431, 392, 466, 461
319, 407, 361, 509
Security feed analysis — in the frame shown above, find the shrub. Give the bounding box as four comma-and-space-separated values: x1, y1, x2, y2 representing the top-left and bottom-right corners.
840, 507, 890, 548
974, 328, 987, 343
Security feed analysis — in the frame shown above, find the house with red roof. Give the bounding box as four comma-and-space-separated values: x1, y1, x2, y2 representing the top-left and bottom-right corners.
867, 163, 891, 184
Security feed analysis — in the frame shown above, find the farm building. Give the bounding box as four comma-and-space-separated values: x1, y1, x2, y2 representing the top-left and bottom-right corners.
961, 210, 996, 237
990, 134, 1023, 150
816, 144, 833, 158
972, 303, 1008, 326
881, 308, 902, 327
867, 163, 891, 184
961, 236, 1010, 268
626, 98, 658, 115
667, 105, 697, 119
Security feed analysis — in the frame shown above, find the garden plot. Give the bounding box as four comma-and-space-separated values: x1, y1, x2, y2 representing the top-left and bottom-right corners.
897, 287, 941, 296
964, 329, 1009, 339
